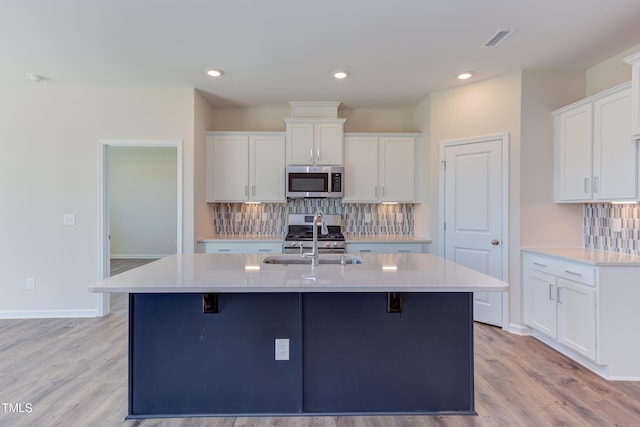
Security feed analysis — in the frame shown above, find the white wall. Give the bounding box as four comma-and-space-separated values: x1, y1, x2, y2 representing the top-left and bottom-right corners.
206, 105, 419, 133
425, 72, 523, 327
586, 41, 640, 96
109, 147, 177, 257
0, 85, 195, 317
194, 90, 217, 241
520, 70, 585, 250
418, 71, 597, 330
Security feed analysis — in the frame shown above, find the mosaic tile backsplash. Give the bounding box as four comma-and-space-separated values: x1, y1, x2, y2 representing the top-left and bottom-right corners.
584, 203, 640, 255
212, 199, 414, 235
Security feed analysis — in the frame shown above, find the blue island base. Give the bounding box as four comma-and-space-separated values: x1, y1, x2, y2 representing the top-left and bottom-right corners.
128, 292, 475, 418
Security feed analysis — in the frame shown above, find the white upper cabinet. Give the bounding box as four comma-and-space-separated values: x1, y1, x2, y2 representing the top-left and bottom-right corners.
343, 134, 417, 203
285, 119, 345, 165
593, 88, 636, 200
343, 136, 378, 201
206, 132, 285, 202
379, 136, 416, 202
554, 83, 636, 202
625, 50, 640, 140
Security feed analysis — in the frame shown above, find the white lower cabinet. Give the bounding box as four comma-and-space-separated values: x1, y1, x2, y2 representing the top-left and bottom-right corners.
527, 270, 558, 339
523, 250, 640, 380
346, 242, 426, 254
556, 278, 596, 360
197, 241, 283, 254
524, 253, 596, 360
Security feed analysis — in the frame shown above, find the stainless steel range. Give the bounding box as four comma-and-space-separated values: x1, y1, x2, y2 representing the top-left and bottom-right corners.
284, 214, 345, 254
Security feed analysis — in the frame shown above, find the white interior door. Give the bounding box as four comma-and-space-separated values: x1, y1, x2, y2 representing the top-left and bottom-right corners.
442, 136, 508, 327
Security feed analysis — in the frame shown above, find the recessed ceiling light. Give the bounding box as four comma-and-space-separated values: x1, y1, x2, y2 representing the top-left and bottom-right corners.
457, 71, 474, 80
333, 71, 350, 79
206, 68, 224, 78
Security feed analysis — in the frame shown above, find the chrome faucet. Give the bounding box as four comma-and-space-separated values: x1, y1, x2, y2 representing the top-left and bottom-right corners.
304, 210, 328, 267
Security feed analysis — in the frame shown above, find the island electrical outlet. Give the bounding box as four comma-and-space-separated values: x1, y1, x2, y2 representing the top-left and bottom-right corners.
275, 338, 289, 361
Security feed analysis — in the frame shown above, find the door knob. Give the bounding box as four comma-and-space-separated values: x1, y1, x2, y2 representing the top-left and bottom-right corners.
491, 239, 500, 246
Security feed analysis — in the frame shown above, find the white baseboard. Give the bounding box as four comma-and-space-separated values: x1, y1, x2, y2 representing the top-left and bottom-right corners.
110, 254, 168, 259
0, 309, 100, 319
504, 322, 532, 336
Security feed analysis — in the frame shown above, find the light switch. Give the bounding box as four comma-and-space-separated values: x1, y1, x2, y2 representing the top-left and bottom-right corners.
63, 214, 76, 225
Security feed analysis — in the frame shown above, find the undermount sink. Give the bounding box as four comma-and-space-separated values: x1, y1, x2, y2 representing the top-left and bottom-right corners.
263, 255, 363, 265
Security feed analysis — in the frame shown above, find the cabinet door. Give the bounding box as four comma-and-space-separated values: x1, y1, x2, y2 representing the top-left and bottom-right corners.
555, 104, 593, 202
527, 270, 557, 339
557, 278, 597, 360
593, 88, 636, 200
286, 123, 315, 165
343, 136, 378, 202
209, 135, 249, 201
379, 137, 415, 202
314, 122, 343, 165
251, 135, 285, 201
627, 55, 640, 138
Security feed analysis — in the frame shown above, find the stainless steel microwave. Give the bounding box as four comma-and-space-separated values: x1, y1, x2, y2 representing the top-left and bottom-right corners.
286, 165, 343, 198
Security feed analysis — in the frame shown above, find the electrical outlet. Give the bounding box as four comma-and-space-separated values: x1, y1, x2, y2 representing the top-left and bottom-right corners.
234, 212, 242, 222
612, 218, 622, 232
26, 278, 36, 290
396, 213, 403, 223
364, 213, 372, 223
262, 213, 269, 221
275, 338, 289, 361
63, 213, 76, 225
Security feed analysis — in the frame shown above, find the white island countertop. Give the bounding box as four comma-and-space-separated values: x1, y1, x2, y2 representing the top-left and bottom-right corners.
90, 253, 509, 293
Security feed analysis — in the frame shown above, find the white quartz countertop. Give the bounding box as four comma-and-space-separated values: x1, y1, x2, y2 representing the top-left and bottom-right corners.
522, 248, 640, 266
197, 234, 431, 244
198, 234, 285, 242
90, 253, 508, 293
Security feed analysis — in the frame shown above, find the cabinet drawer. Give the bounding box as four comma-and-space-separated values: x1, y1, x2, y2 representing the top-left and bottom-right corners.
525, 253, 595, 286
197, 242, 283, 254
347, 242, 424, 254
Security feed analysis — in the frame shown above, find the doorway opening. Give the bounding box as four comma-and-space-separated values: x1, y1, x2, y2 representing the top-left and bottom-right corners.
97, 140, 183, 316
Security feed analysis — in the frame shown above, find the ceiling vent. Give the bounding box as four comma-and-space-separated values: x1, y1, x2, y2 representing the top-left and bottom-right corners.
483, 29, 512, 47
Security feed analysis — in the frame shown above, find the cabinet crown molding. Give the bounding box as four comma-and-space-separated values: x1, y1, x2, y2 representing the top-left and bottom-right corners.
289, 101, 341, 118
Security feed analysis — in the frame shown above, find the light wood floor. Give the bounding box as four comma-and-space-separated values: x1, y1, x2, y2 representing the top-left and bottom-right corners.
1, 275, 640, 426
110, 258, 159, 276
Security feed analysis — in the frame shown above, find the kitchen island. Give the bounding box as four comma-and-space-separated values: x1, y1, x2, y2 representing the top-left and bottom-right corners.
90, 253, 508, 419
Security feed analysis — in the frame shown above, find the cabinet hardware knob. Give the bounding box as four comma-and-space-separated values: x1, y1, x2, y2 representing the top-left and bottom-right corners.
491, 239, 500, 246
